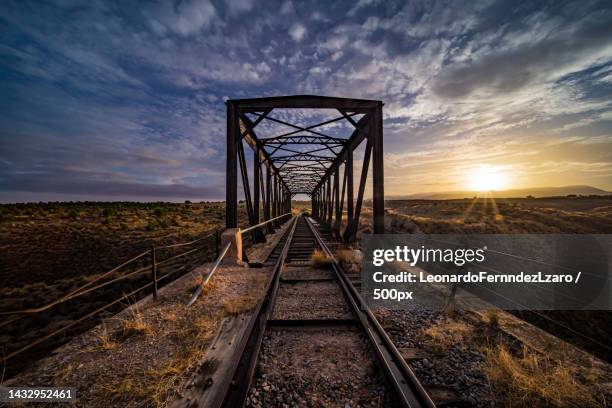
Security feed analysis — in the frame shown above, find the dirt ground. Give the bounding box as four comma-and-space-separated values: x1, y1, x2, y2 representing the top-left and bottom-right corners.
382, 196, 612, 234
4, 259, 271, 407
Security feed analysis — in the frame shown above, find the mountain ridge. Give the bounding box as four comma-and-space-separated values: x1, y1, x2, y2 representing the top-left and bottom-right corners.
387, 185, 611, 200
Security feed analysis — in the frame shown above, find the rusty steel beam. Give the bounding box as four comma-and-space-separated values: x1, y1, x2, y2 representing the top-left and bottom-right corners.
258, 112, 359, 141
265, 162, 273, 233
346, 138, 372, 241
240, 109, 271, 138
371, 105, 384, 234
263, 135, 346, 145
346, 147, 354, 236
226, 101, 238, 228
249, 112, 335, 140
337, 163, 346, 238
231, 94, 380, 110
333, 165, 340, 237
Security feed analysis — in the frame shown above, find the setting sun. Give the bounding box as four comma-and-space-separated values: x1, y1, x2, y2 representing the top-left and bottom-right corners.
467, 165, 508, 191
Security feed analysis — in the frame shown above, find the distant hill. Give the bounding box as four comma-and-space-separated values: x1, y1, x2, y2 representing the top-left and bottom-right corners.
387, 185, 612, 200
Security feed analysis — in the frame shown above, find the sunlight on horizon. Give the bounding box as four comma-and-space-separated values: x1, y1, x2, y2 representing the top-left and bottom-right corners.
466, 165, 510, 191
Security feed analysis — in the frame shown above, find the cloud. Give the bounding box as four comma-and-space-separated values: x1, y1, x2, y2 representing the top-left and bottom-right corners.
280, 1, 295, 15
347, 0, 381, 17
157, 0, 217, 36
289, 23, 307, 42
0, 0, 611, 202
432, 12, 612, 99
224, 0, 255, 16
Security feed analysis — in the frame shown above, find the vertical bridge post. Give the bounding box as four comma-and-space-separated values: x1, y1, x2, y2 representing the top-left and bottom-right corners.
371, 104, 384, 234
226, 101, 238, 229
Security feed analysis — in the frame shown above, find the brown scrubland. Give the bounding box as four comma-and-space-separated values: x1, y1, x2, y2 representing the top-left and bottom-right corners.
1, 196, 611, 407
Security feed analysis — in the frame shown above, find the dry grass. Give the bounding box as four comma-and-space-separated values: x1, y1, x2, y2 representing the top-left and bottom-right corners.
92, 306, 223, 407
223, 274, 268, 315
336, 249, 362, 273
423, 319, 473, 354
484, 344, 602, 408
485, 309, 500, 328
310, 249, 333, 269
223, 295, 261, 315
142, 313, 221, 406
53, 362, 76, 384
99, 378, 150, 407
181, 312, 221, 340
0, 201, 249, 375
192, 273, 217, 296
420, 313, 606, 407
8, 228, 276, 407
159, 307, 180, 323
114, 305, 150, 339
93, 323, 117, 351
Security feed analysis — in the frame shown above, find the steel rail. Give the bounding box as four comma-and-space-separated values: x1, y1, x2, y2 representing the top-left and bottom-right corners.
214, 215, 434, 408
304, 216, 436, 408
206, 215, 299, 408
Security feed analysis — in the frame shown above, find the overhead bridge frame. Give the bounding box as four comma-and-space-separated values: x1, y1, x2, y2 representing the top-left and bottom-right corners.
226, 95, 384, 242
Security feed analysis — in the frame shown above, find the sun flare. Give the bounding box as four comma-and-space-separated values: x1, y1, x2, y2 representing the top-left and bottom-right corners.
467, 165, 508, 191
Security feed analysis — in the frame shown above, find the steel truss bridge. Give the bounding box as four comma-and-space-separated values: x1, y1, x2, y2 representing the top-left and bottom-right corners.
225, 94, 384, 242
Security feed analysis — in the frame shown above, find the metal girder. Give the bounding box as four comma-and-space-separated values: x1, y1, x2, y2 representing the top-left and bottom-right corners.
265, 144, 341, 158
278, 168, 326, 174
257, 112, 359, 141
277, 163, 327, 170
249, 112, 335, 140
230, 94, 380, 110
226, 94, 384, 240
262, 135, 346, 145
272, 154, 334, 162
241, 109, 272, 138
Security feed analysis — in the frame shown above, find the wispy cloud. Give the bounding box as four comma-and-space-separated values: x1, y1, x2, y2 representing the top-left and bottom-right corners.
289, 23, 307, 42
0, 0, 611, 202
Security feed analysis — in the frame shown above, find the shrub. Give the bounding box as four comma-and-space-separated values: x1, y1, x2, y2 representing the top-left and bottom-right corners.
485, 309, 500, 327
310, 249, 333, 269
484, 344, 601, 407
115, 307, 150, 340
156, 217, 169, 229
152, 206, 167, 218
102, 207, 116, 218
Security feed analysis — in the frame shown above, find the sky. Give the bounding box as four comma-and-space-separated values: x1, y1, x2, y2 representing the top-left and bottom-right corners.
1, 0, 612, 203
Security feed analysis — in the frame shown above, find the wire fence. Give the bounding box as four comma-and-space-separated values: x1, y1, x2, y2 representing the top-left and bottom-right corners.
0, 215, 295, 374
0, 228, 222, 368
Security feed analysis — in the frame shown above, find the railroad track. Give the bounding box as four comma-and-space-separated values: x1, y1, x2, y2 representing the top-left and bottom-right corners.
219, 215, 435, 408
